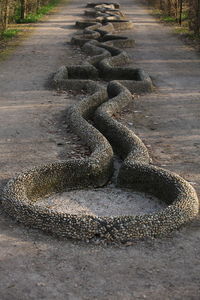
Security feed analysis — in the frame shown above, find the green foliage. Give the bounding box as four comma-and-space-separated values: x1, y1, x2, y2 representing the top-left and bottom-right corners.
162, 15, 176, 23
148, 0, 200, 35
17, 12, 45, 23
152, 8, 190, 24
0, 28, 20, 39
152, 9, 176, 23
181, 11, 189, 22
15, 0, 60, 23
174, 27, 190, 34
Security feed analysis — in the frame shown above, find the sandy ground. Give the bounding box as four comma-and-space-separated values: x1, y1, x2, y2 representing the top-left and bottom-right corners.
0, 0, 200, 299
36, 188, 165, 216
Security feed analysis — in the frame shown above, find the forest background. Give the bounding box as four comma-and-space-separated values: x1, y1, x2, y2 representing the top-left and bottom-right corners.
0, 0, 200, 45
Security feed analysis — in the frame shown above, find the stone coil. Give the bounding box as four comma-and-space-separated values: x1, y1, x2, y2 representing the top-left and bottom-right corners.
2, 2, 199, 242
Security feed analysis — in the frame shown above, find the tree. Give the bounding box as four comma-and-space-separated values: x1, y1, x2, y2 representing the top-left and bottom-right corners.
20, 0, 27, 20
178, 0, 183, 25
0, 0, 10, 32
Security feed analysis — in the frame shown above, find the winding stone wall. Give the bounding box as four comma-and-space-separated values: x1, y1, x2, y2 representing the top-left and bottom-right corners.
2, 3, 199, 242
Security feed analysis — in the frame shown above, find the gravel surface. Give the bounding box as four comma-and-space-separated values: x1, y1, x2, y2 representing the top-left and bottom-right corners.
0, 0, 199, 299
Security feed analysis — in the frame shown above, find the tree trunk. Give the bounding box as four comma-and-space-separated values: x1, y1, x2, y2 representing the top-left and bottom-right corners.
167, 0, 172, 15
2, 0, 9, 31
179, 0, 183, 25
197, 0, 200, 33
36, 0, 41, 13
20, 0, 27, 20
175, 0, 178, 21
159, 0, 164, 10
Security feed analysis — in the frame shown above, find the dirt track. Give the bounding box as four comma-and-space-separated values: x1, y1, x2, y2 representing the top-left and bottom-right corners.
0, 0, 200, 299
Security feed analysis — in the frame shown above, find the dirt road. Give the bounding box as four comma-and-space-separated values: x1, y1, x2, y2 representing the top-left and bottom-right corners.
0, 0, 199, 299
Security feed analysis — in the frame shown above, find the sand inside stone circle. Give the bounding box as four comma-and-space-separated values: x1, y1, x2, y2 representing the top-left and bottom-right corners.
34, 187, 167, 217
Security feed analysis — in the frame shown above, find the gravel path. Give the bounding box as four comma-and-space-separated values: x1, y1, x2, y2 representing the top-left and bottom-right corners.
0, 0, 87, 183
0, 0, 199, 299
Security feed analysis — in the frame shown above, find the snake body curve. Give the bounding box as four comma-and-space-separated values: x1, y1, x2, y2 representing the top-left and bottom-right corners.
2, 3, 199, 242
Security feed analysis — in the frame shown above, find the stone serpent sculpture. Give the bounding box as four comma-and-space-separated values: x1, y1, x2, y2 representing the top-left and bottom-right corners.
2, 2, 199, 242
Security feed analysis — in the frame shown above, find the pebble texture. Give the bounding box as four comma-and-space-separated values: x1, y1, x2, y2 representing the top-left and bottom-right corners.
2, 3, 199, 242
